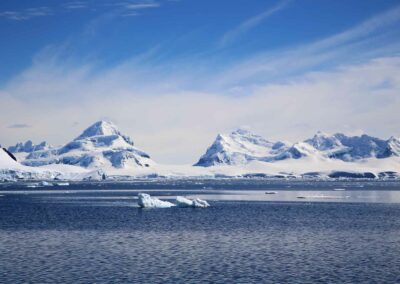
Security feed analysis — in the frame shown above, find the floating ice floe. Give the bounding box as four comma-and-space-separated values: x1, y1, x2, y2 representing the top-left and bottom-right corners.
138, 193, 175, 208
176, 196, 210, 208
56, 182, 70, 186
333, 188, 346, 191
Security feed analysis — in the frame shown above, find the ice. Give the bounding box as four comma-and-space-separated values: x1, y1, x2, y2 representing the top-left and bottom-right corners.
176, 196, 210, 208
137, 193, 175, 208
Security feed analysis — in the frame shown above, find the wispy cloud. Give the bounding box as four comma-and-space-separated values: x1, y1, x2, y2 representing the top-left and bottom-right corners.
0, 1, 163, 21
7, 123, 31, 129
124, 3, 160, 10
62, 2, 88, 10
117, 1, 161, 16
219, 0, 290, 47
0, 7, 52, 21
214, 4, 400, 88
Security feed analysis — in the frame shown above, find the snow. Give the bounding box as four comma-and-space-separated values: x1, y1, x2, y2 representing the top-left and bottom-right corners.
137, 193, 175, 208
176, 196, 210, 208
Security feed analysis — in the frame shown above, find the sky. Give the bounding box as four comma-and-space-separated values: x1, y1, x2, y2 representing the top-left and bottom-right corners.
0, 0, 400, 164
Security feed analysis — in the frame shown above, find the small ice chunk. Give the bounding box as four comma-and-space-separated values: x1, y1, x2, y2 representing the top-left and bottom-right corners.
56, 182, 69, 186
138, 193, 175, 208
40, 181, 53, 186
176, 196, 210, 208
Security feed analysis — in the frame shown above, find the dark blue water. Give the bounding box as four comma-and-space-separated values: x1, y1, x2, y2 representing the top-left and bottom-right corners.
1, 188, 400, 284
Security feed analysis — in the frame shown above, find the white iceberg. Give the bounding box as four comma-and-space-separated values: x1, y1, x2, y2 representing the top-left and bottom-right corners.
137, 193, 175, 208
176, 196, 210, 208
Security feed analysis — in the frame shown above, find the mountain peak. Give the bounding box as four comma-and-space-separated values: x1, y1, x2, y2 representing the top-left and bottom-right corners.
231, 128, 253, 136
194, 129, 283, 166
305, 131, 342, 151
75, 120, 121, 140
8, 140, 51, 153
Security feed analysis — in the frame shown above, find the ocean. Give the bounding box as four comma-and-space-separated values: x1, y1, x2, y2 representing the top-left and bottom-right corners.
1, 180, 400, 283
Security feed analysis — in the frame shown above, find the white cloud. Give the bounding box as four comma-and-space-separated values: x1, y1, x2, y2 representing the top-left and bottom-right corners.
1, 57, 399, 164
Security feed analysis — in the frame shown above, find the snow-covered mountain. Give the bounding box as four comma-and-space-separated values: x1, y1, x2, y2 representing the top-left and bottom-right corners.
8, 140, 52, 162
383, 137, 400, 157
196, 129, 400, 166
2, 125, 399, 181
8, 140, 51, 154
304, 132, 400, 161
194, 129, 289, 166
21, 121, 154, 171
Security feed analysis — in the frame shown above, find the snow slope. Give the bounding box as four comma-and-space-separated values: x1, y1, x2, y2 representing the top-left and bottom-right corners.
0, 148, 100, 181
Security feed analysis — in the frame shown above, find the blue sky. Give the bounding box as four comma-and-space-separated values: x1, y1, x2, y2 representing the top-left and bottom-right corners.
1, 0, 400, 163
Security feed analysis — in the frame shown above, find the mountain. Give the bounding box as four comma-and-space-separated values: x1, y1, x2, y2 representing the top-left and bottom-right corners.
331, 133, 388, 160
8, 140, 51, 154
383, 137, 400, 157
304, 131, 349, 158
22, 121, 154, 170
304, 132, 400, 161
194, 129, 289, 166
196, 129, 400, 167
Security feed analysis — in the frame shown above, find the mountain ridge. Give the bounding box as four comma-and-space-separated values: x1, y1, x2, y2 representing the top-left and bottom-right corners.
195, 129, 400, 167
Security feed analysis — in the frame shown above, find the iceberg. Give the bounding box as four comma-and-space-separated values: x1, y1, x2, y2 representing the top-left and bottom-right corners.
137, 193, 175, 208
176, 196, 210, 208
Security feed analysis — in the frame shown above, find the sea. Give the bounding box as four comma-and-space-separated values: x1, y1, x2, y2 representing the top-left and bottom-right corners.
1, 179, 400, 283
